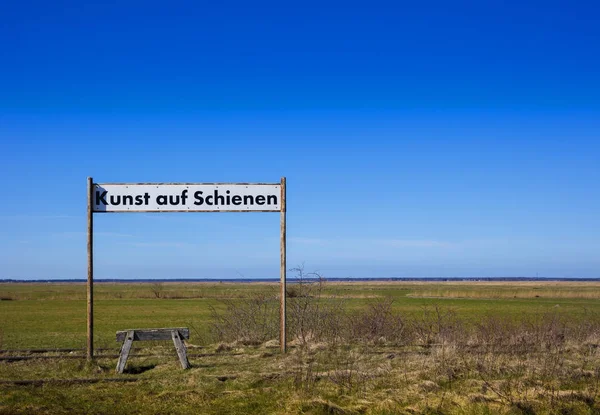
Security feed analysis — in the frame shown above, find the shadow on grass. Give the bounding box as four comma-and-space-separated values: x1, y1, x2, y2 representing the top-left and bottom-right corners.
124, 364, 157, 374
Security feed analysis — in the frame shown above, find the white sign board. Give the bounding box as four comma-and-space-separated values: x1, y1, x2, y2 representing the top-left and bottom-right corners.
93, 183, 281, 212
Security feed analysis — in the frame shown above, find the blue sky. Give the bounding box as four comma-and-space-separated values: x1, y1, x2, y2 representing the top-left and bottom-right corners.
1, 1, 599, 279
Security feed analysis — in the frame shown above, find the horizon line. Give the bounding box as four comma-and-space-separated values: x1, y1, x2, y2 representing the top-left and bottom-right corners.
2, 277, 599, 283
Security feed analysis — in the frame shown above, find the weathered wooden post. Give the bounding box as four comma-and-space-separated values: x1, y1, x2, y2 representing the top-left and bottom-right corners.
280, 177, 287, 353
86, 177, 94, 361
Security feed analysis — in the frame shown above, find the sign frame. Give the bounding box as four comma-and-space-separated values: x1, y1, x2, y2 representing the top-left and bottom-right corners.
86, 177, 287, 360
92, 182, 282, 213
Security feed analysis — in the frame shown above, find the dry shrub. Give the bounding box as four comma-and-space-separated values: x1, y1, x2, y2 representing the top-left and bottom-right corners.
286, 265, 350, 348
348, 297, 407, 345
208, 269, 600, 366
208, 266, 347, 347
209, 290, 279, 345
286, 266, 327, 346
149, 282, 164, 299
471, 311, 573, 356
411, 303, 463, 347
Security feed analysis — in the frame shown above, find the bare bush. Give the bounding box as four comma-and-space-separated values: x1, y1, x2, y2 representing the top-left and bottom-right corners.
208, 269, 600, 388
209, 265, 349, 347
149, 282, 164, 299
287, 265, 328, 346
209, 290, 279, 345
411, 304, 463, 347
348, 297, 407, 345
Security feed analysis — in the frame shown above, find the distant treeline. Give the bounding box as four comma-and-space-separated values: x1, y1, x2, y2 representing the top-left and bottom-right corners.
1, 277, 599, 283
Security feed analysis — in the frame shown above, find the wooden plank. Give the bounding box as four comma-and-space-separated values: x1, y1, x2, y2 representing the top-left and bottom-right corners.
87, 177, 94, 361
171, 330, 190, 369
280, 176, 287, 353
115, 330, 134, 374
116, 328, 190, 342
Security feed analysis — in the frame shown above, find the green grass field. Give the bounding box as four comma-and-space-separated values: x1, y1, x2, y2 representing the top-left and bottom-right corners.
1, 281, 600, 414
2, 281, 599, 349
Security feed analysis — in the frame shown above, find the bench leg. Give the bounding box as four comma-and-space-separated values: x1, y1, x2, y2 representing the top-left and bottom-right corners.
116, 330, 134, 374
171, 330, 190, 369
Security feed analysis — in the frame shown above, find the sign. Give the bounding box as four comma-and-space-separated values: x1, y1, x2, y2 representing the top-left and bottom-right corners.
93, 183, 281, 212
86, 178, 288, 361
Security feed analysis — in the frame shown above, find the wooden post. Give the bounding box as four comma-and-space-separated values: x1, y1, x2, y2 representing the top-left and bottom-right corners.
87, 177, 94, 361
280, 177, 287, 353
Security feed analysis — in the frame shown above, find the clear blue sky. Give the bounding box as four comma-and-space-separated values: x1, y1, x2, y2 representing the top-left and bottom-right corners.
1, 1, 599, 279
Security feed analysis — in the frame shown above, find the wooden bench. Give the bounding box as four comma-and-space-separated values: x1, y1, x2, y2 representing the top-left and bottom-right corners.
115, 328, 190, 374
